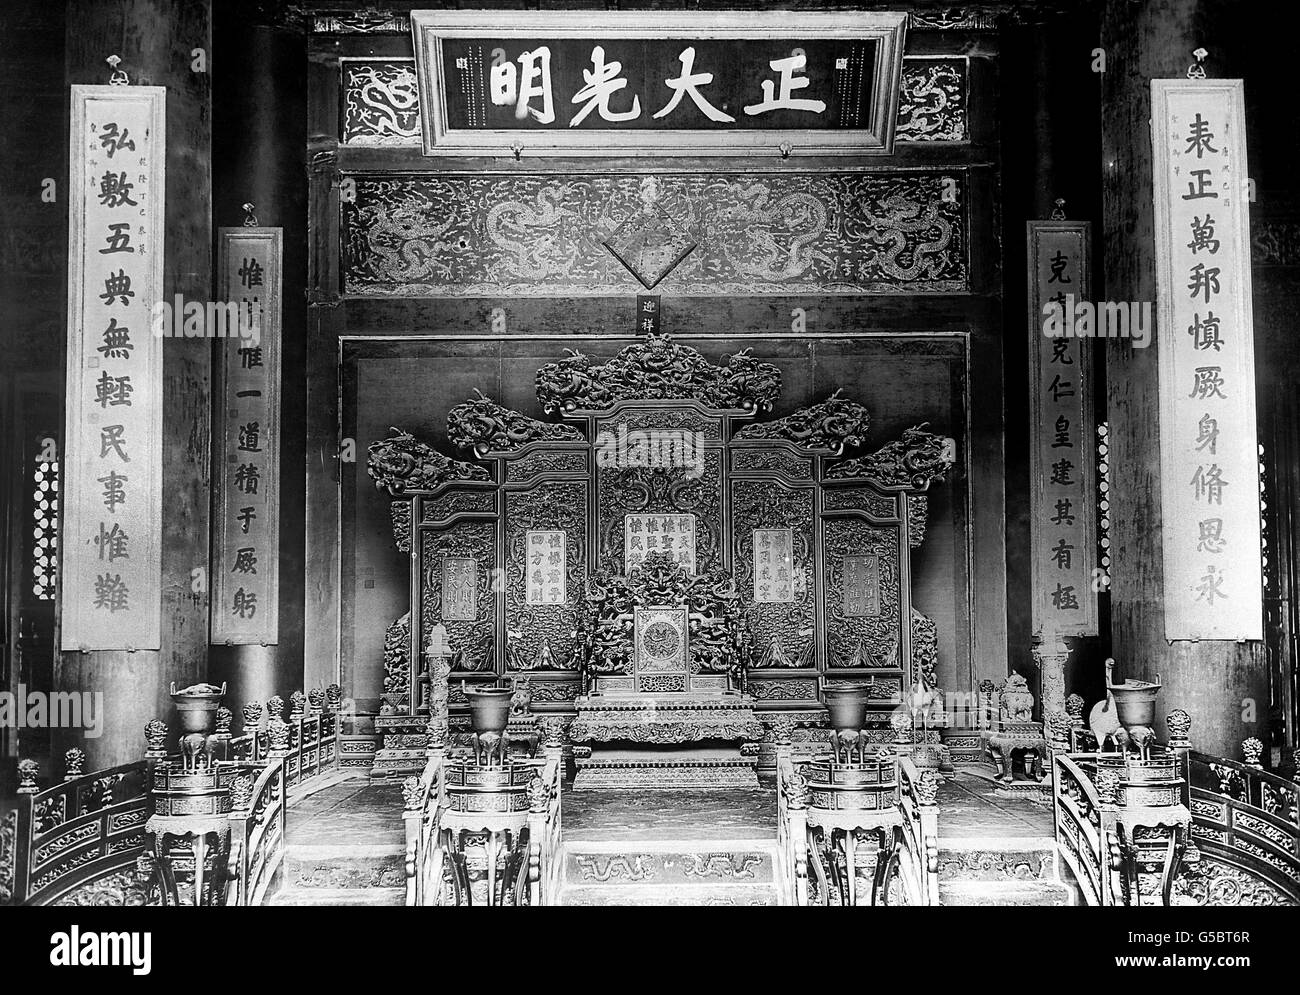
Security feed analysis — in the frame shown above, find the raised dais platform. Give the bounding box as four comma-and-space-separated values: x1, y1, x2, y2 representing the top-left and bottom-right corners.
567, 693, 765, 790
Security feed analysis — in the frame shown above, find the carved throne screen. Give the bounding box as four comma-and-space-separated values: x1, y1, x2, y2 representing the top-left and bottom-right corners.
368, 335, 953, 718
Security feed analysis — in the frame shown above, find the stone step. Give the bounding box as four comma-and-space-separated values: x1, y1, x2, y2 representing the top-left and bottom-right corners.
563, 844, 778, 887
558, 883, 781, 906
938, 880, 1076, 906
267, 886, 406, 907
281, 843, 407, 890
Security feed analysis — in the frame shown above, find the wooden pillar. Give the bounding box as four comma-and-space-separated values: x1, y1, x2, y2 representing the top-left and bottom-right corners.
1100, 0, 1266, 757
207, 4, 307, 718
56, 0, 213, 768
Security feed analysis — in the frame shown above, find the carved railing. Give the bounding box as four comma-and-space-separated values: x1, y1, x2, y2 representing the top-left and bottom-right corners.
224, 759, 287, 907
4, 686, 340, 907
895, 756, 941, 906
1053, 737, 1300, 906
1, 756, 149, 907
1187, 751, 1300, 904
526, 746, 564, 907
774, 746, 810, 906
773, 740, 939, 906
229, 689, 342, 791
402, 738, 564, 907
402, 747, 451, 907
1051, 753, 1116, 906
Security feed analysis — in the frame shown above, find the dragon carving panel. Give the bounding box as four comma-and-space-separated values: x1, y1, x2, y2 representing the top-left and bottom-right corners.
343, 172, 966, 297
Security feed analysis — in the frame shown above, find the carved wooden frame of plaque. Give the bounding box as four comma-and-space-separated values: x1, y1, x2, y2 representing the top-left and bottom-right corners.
411, 10, 907, 156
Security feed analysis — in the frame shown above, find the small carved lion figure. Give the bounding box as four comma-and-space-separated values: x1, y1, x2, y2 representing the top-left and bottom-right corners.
998, 672, 1035, 723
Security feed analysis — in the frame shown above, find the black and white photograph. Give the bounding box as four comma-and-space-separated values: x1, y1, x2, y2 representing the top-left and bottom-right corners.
0, 0, 1294, 967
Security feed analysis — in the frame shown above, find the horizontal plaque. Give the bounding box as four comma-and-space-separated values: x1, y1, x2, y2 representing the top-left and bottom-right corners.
411, 10, 906, 156
625, 513, 696, 574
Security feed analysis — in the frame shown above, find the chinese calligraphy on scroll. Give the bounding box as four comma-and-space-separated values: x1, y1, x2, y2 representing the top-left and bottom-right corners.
212, 227, 282, 644
1028, 220, 1098, 638
1152, 79, 1262, 640
61, 86, 165, 651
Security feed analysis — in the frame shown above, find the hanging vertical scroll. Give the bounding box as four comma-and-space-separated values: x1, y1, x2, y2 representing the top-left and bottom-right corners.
1152, 79, 1262, 641
61, 85, 166, 651
212, 227, 282, 644
1028, 220, 1098, 638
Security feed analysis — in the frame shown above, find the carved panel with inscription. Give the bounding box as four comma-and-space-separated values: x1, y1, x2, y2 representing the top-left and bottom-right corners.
823, 518, 903, 669
420, 523, 496, 672
505, 483, 587, 671
730, 480, 815, 669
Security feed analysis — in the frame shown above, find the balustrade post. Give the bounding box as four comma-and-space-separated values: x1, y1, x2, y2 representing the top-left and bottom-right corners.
1167, 708, 1193, 811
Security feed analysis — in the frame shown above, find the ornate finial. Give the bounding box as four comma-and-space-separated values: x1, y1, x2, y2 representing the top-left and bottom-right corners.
527, 775, 548, 813
17, 758, 40, 794
1241, 736, 1264, 768
308, 687, 326, 713
242, 202, 258, 227
63, 748, 87, 780
106, 55, 129, 86
144, 718, 168, 758
1165, 708, 1192, 748
325, 684, 343, 713
230, 774, 255, 812
1187, 47, 1208, 79
1050, 197, 1066, 221
267, 716, 291, 754
1066, 693, 1086, 725
401, 776, 423, 811
214, 707, 233, 736
266, 695, 284, 721
242, 701, 263, 729
289, 690, 307, 720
